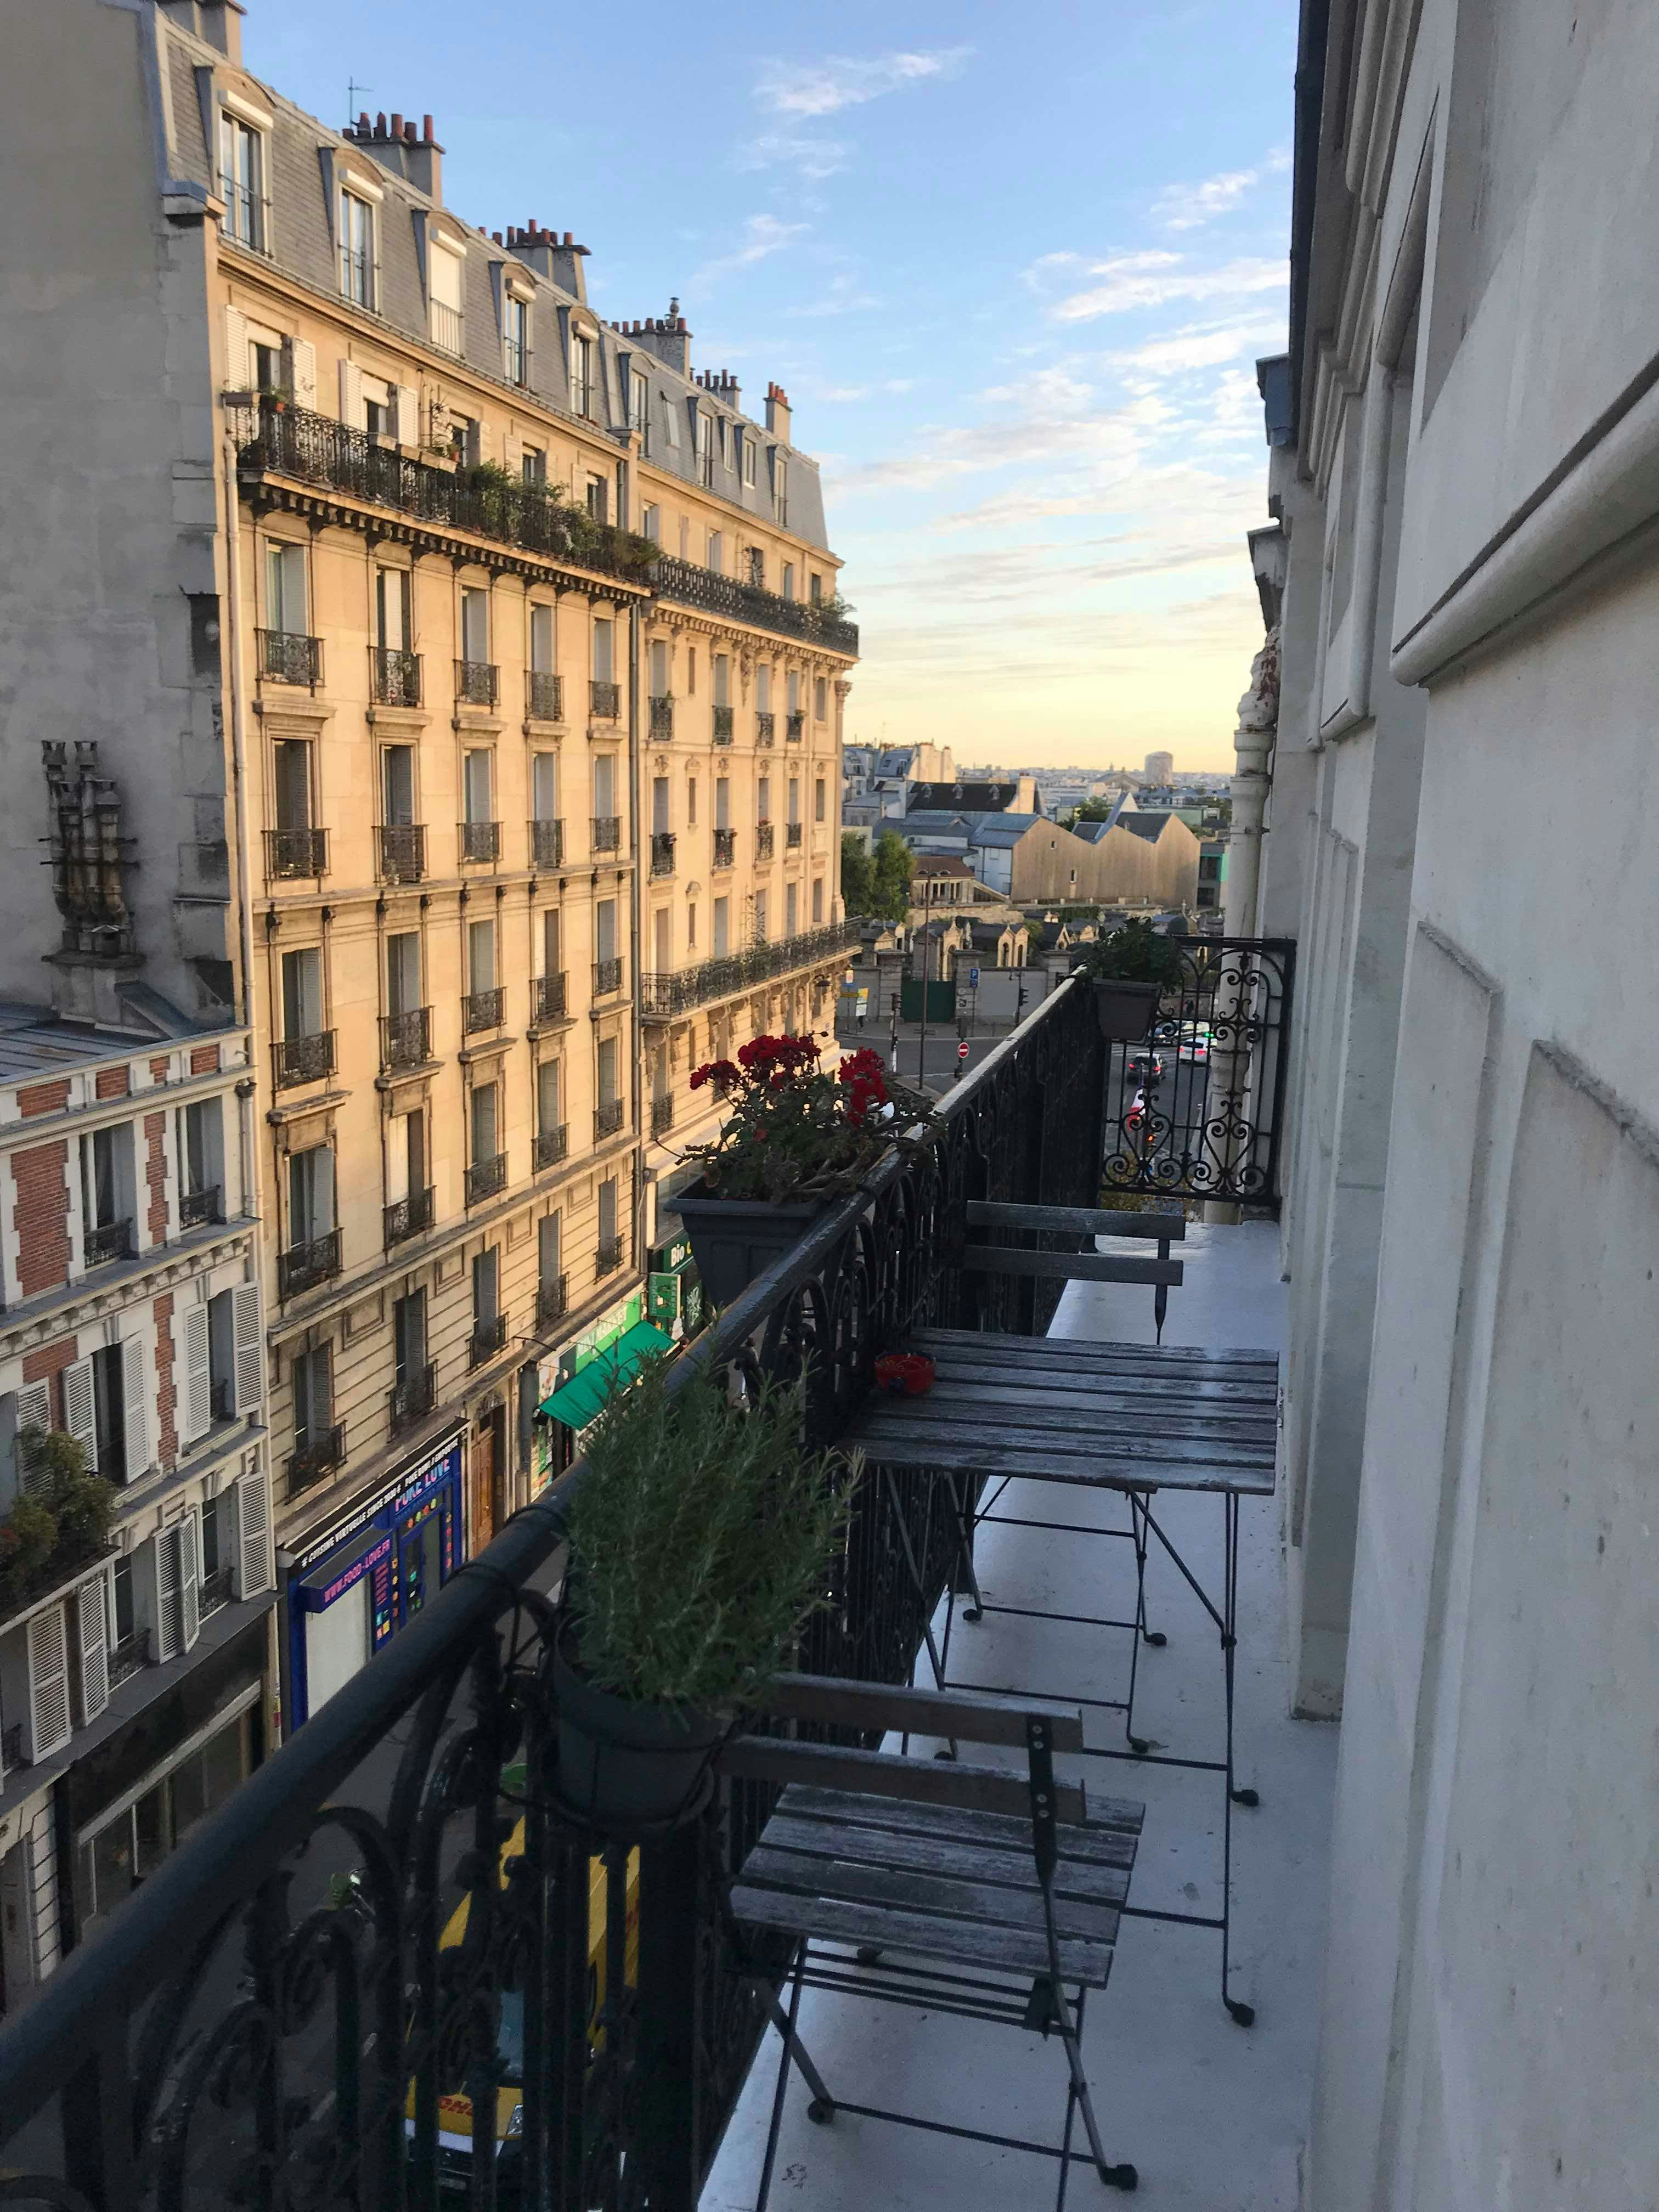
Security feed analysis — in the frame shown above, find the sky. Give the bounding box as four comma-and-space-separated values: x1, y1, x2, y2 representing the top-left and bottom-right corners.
244, 1, 1297, 775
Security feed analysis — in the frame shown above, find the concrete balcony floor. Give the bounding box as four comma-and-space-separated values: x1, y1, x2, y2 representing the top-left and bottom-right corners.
706, 1222, 1337, 2210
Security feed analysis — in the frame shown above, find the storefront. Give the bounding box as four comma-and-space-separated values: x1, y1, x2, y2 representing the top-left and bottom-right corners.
646, 1233, 704, 1342
531, 1287, 670, 1492
284, 1432, 464, 1728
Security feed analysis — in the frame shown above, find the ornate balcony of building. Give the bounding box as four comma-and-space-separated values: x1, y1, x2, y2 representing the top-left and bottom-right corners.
650, 695, 674, 740
756, 710, 776, 748
380, 1007, 432, 1073
640, 921, 860, 1022
650, 1092, 674, 1138
264, 826, 328, 881
179, 1184, 223, 1231
377, 823, 426, 883
465, 1153, 508, 1206
461, 987, 505, 1036
84, 1218, 133, 1268
105, 1628, 151, 1694
371, 646, 422, 707
756, 822, 775, 861
650, 832, 676, 878
468, 1312, 508, 1368
595, 1233, 624, 1276
256, 627, 321, 688
786, 710, 805, 742
589, 679, 620, 720
713, 827, 737, 868
388, 1362, 437, 1435
594, 1099, 624, 1141
529, 817, 565, 869
284, 1419, 345, 1493
454, 661, 499, 710
534, 1124, 569, 1171
536, 1274, 569, 1329
274, 1031, 336, 1090
713, 705, 734, 745
592, 957, 624, 999
786, 821, 803, 849
591, 815, 621, 855
429, 301, 464, 357
383, 1186, 435, 1249
459, 818, 501, 864
650, 553, 860, 656
532, 973, 569, 1026
528, 670, 563, 722
277, 1228, 343, 1300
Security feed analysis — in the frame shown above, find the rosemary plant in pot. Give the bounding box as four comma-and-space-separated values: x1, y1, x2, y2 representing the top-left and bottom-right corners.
551, 1356, 851, 1829
675, 1034, 932, 1306
1075, 921, 1186, 1043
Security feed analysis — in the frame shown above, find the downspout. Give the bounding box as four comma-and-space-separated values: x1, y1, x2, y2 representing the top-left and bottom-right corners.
627, 594, 647, 1272
221, 432, 257, 1037
1288, 0, 1333, 446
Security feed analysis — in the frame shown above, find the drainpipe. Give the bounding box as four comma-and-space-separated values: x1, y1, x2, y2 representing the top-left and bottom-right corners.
627, 596, 647, 1269
221, 433, 257, 1031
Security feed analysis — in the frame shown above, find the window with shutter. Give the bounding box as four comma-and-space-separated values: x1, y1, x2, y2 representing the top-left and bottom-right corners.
27, 1606, 71, 1758
14, 1379, 52, 1495
77, 1582, 109, 1724
183, 1304, 212, 1443
63, 1356, 97, 1473
156, 1525, 183, 1660
235, 1468, 273, 1596
121, 1332, 150, 1483
232, 1285, 262, 1416
180, 1513, 201, 1650
284, 336, 317, 408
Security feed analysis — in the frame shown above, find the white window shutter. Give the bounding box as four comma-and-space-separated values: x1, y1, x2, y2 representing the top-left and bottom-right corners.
286, 336, 317, 407
394, 382, 419, 445
26, 1607, 71, 1759
156, 1526, 182, 1661
122, 1331, 150, 1483
63, 1356, 97, 1474
182, 1304, 212, 1443
337, 357, 363, 428
474, 417, 493, 465
315, 1149, 336, 1235
235, 1468, 273, 1596
231, 1285, 262, 1417
15, 1380, 52, 1495
180, 1513, 201, 1652
223, 304, 251, 388
76, 1582, 109, 1723
501, 431, 522, 474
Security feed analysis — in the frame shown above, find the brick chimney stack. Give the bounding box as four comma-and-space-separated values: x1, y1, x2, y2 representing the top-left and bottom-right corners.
765, 380, 792, 443
345, 106, 443, 201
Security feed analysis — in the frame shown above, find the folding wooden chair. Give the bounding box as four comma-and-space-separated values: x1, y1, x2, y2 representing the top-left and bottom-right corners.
721, 1674, 1145, 2205
961, 1201, 1186, 1343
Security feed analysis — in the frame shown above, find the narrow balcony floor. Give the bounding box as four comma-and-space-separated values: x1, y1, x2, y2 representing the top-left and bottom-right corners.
706, 1221, 1336, 2211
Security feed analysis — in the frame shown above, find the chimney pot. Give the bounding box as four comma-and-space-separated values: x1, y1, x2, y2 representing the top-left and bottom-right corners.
423, 114, 435, 141
391, 112, 403, 138
358, 110, 370, 131
493, 229, 503, 245
404, 119, 417, 143
376, 111, 386, 134
563, 230, 573, 246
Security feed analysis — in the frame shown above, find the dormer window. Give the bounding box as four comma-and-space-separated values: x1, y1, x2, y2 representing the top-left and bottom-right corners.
571, 334, 594, 418
742, 431, 757, 489
218, 110, 266, 251
428, 236, 464, 354
630, 371, 650, 450
504, 293, 530, 385
661, 393, 681, 450
697, 410, 714, 487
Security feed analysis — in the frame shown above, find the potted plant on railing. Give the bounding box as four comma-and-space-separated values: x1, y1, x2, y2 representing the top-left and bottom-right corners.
550, 1356, 852, 1829
0, 1429, 115, 1627
1074, 919, 1186, 1043
674, 1035, 933, 1307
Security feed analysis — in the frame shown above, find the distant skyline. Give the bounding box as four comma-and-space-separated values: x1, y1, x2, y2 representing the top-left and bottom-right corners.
244, 1, 1295, 774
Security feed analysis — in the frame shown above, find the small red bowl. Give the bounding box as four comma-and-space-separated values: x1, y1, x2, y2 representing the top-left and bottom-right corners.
875, 1352, 936, 1397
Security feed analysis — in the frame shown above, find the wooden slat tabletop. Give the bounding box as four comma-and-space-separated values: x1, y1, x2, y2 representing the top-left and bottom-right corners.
845, 1328, 1280, 1497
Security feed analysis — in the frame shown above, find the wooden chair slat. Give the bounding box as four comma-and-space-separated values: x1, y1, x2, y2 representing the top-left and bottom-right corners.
966, 1202, 1186, 1241
740, 1844, 1123, 1946
776, 1780, 1144, 1851
960, 1249, 1184, 1286
749, 1673, 1085, 1752
758, 1812, 1132, 1903
728, 1884, 1119, 1988
719, 1736, 1088, 1826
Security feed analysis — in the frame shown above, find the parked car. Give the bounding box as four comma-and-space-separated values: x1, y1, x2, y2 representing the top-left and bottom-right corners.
1126, 1048, 1165, 1082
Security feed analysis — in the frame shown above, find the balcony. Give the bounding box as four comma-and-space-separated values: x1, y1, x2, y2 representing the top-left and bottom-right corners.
256, 627, 321, 688
651, 1093, 674, 1138
786, 820, 803, 849
529, 817, 565, 869
380, 1006, 431, 1071
284, 1420, 345, 1493
595, 1233, 624, 1275
650, 831, 676, 878
534, 1124, 569, 1170
278, 1228, 342, 1299
591, 814, 621, 854
383, 1186, 435, 1248
388, 1362, 436, 1434
77, 1217, 132, 1271
105, 1628, 150, 1692
469, 1312, 508, 1368
594, 1099, 624, 1141
640, 920, 861, 1019
592, 956, 624, 998
590, 678, 620, 720
430, 300, 464, 356
459, 817, 501, 864
179, 1184, 223, 1230
455, 660, 499, 709
199, 1566, 235, 1622
465, 1152, 507, 1205
461, 986, 504, 1035
756, 710, 775, 747
713, 827, 737, 868
370, 646, 422, 707
713, 704, 734, 745
786, 710, 805, 742
264, 826, 328, 881
756, 822, 775, 860
377, 823, 426, 883
537, 1274, 569, 1328
650, 695, 674, 740
532, 972, 568, 1024
274, 1031, 335, 1089
528, 669, 563, 722
651, 552, 860, 656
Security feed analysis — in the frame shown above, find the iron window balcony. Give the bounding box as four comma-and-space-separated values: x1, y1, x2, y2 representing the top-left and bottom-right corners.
650, 831, 676, 878
465, 1152, 507, 1205
532, 972, 568, 1023
536, 1274, 569, 1328
529, 818, 565, 868
179, 1185, 223, 1231
106, 1628, 150, 1692
454, 659, 499, 709
786, 821, 803, 849
430, 301, 465, 356
756, 711, 775, 747
595, 1234, 624, 1277
257, 628, 321, 688
380, 1007, 432, 1071
589, 679, 620, 720
713, 828, 737, 867
637, 921, 862, 1021
384, 1185, 435, 1248
278, 1229, 342, 1300
388, 1362, 436, 1434
591, 815, 622, 854
200, 1566, 235, 1622
786, 710, 805, 742
713, 705, 734, 744
264, 827, 328, 880
534, 1124, 569, 1170
595, 1099, 624, 1140
371, 646, 422, 707
469, 1312, 508, 1367
650, 695, 674, 740
377, 823, 426, 883
756, 823, 775, 860
592, 957, 624, 998
274, 1031, 336, 1089
285, 1420, 345, 1493
651, 1093, 674, 1137
84, 1218, 133, 1268
528, 670, 563, 721
461, 987, 504, 1035
459, 819, 501, 864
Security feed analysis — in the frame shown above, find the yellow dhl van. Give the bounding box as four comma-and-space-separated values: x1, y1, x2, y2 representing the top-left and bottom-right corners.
405, 1787, 639, 2194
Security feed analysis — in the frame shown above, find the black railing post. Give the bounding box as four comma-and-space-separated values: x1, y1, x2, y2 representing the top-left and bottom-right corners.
60, 2012, 138, 2209
634, 1823, 702, 2210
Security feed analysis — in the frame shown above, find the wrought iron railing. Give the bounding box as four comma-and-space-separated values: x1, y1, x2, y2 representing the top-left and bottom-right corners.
713, 827, 737, 867
756, 821, 774, 860
83, 1217, 133, 1268
199, 1567, 235, 1621
650, 831, 675, 877
256, 627, 320, 687
651, 553, 859, 656
590, 678, 620, 719
106, 1628, 150, 1692
713, 704, 734, 743
651, 1092, 674, 1137
380, 1006, 431, 1071
639, 920, 860, 1019
461, 986, 504, 1035
274, 1031, 335, 1089
277, 1228, 342, 1299
529, 817, 565, 868
469, 1312, 508, 1367
528, 670, 563, 721
534, 1124, 569, 1170
592, 956, 623, 997
388, 1362, 436, 1434
532, 973, 568, 1025
179, 1186, 222, 1230
537, 1274, 569, 1327
455, 660, 498, 709
233, 398, 657, 591
786, 820, 803, 849
786, 710, 805, 742
264, 825, 328, 879
383, 1186, 434, 1248
756, 710, 775, 747
377, 822, 425, 882
594, 1098, 624, 1140
465, 1152, 507, 1205
591, 815, 621, 854
370, 646, 422, 706
429, 300, 464, 356
459, 817, 500, 863
0, 978, 1104, 2212
284, 1418, 345, 1491
650, 695, 673, 740
595, 1232, 625, 1275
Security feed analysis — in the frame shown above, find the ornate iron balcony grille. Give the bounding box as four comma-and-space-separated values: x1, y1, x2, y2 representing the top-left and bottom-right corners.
650, 831, 676, 877
595, 1099, 624, 1139
105, 1628, 150, 1691
388, 1362, 436, 1433
528, 670, 563, 721
84, 1218, 133, 1268
590, 679, 620, 719
256, 628, 321, 687
650, 695, 674, 740
650, 553, 860, 655
529, 817, 565, 869
278, 1228, 342, 1299
459, 818, 501, 863
713, 827, 736, 868
179, 1186, 222, 1231
469, 1312, 508, 1367
534, 1124, 569, 1170
264, 827, 328, 880
285, 1419, 345, 1492
756, 711, 775, 747
591, 815, 621, 854
595, 1233, 624, 1276
200, 1566, 235, 1621
651, 1093, 674, 1137
465, 1152, 507, 1205
786, 821, 803, 848
536, 1274, 569, 1327
377, 823, 426, 882
430, 300, 464, 356
384, 1185, 435, 1247
274, 1031, 336, 1089
380, 1006, 431, 1070
454, 659, 499, 708
713, 705, 734, 744
371, 646, 422, 706
756, 822, 775, 860
639, 920, 862, 1020
786, 710, 805, 742
592, 957, 623, 997
532, 972, 568, 1024
461, 986, 504, 1035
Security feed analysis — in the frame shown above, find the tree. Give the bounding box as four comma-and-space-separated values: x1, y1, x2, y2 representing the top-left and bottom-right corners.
869, 831, 915, 924
840, 833, 874, 917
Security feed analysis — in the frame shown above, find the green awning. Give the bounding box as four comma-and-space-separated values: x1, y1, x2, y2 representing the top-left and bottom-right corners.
539, 1321, 674, 1430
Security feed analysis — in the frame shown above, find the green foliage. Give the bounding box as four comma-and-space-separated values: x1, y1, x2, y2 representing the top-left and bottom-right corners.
840, 833, 874, 917
869, 832, 914, 923
0, 1429, 115, 1618
1069, 798, 1117, 826
1075, 919, 1185, 989
565, 1361, 855, 1711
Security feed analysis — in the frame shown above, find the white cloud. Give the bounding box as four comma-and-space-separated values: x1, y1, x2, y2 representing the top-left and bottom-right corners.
978, 365, 1095, 410
1021, 250, 1085, 293
787, 272, 881, 318
734, 130, 850, 180
692, 213, 808, 286
1052, 255, 1285, 322
1103, 323, 1279, 377
1153, 167, 1260, 230
757, 47, 973, 119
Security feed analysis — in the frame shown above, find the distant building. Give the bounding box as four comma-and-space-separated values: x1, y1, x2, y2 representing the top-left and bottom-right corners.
893, 809, 1198, 909
1143, 750, 1175, 782
906, 777, 1036, 815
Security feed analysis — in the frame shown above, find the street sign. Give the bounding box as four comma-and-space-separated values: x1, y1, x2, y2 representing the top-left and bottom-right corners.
957, 1040, 969, 1061
968, 966, 980, 986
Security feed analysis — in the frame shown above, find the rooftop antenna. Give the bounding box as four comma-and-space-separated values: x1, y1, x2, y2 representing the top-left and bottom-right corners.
347, 78, 372, 125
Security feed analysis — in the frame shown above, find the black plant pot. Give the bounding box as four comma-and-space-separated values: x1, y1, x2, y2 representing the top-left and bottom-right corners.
552, 1633, 723, 1831
1091, 978, 1162, 1044
674, 1179, 834, 1310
